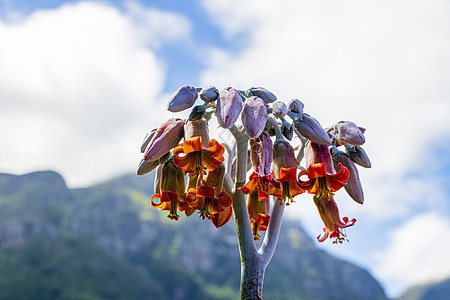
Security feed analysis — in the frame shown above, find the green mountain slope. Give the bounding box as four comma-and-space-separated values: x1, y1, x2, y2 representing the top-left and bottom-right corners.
0, 171, 386, 299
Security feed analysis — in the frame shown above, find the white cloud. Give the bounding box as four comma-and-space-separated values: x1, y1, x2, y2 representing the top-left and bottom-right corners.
0, 1, 191, 187
373, 213, 450, 297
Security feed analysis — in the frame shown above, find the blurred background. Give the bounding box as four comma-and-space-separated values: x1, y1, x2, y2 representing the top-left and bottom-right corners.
1, 0, 450, 299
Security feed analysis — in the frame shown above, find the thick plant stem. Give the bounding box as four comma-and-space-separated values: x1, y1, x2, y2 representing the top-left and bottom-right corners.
229, 126, 286, 299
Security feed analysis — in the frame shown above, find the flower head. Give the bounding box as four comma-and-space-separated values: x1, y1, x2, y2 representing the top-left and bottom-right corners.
173, 119, 225, 174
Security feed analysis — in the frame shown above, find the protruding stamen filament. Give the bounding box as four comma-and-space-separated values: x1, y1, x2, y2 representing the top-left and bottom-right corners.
199, 198, 211, 219
168, 201, 180, 221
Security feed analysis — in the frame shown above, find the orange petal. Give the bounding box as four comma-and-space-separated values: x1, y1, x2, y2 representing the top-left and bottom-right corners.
197, 186, 215, 198
307, 163, 327, 179
183, 136, 203, 154
277, 167, 297, 182
211, 206, 233, 228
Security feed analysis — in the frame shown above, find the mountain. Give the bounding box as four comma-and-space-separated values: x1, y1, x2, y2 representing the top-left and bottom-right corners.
397, 278, 450, 300
0, 171, 387, 299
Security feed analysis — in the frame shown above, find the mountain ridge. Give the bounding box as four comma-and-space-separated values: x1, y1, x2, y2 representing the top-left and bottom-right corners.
0, 170, 387, 299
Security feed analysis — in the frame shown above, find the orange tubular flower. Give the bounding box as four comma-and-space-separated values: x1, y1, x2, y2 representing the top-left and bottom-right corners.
298, 141, 355, 243
151, 159, 190, 221
314, 196, 356, 244
173, 136, 225, 174
239, 132, 280, 200
269, 140, 305, 206
185, 164, 233, 227
298, 141, 349, 200
173, 119, 225, 174
247, 190, 270, 241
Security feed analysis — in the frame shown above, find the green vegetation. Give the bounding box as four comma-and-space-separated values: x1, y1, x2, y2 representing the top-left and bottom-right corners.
0, 171, 387, 300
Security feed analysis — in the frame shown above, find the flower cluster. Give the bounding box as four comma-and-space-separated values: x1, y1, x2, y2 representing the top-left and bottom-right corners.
138, 85, 371, 243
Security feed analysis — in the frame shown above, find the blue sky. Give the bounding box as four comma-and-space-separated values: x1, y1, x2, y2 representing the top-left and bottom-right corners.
1, 0, 450, 297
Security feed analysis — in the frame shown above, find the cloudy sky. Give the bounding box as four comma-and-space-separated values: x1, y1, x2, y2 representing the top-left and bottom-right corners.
1, 0, 450, 297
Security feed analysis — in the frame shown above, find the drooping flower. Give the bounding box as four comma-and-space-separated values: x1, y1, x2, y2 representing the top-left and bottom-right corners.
269, 140, 305, 206
239, 132, 280, 200
151, 158, 190, 221
185, 164, 233, 227
298, 141, 349, 200
173, 119, 225, 174
298, 141, 355, 243
247, 189, 270, 242
314, 195, 356, 244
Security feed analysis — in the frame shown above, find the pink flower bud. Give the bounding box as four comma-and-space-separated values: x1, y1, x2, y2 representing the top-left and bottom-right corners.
167, 85, 198, 112
345, 145, 371, 168
294, 113, 331, 145
140, 129, 156, 153
333, 121, 365, 146
241, 96, 268, 138
288, 99, 304, 114
137, 159, 159, 176
247, 87, 277, 103
199, 85, 219, 103
217, 87, 243, 128
272, 101, 288, 118
332, 151, 364, 204
250, 132, 273, 176
144, 118, 184, 161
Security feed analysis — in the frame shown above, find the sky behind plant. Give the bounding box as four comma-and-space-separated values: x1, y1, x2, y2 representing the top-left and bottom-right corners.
1, 0, 450, 297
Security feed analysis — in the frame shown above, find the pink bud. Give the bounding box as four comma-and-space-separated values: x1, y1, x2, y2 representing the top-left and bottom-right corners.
346, 145, 371, 168
167, 85, 198, 112
217, 87, 243, 128
287, 99, 304, 114
136, 159, 159, 175
144, 118, 184, 161
333, 152, 364, 204
241, 96, 268, 138
294, 113, 331, 145
272, 101, 288, 118
199, 85, 219, 102
247, 87, 277, 103
334, 121, 365, 146
250, 132, 273, 176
